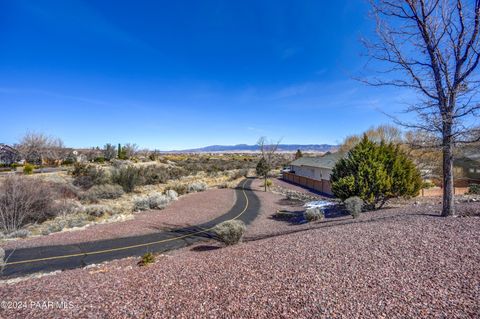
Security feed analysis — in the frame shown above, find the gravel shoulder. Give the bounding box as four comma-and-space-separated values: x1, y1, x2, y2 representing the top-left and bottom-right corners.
2, 188, 236, 250
1, 179, 479, 318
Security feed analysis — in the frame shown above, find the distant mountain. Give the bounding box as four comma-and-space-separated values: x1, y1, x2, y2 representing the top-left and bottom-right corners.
170, 144, 338, 153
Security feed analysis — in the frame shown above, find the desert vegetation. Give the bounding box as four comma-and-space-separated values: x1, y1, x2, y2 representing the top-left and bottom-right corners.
213, 220, 246, 246
0, 133, 293, 240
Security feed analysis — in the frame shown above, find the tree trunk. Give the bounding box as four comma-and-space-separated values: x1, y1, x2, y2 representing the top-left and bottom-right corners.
264, 175, 267, 192
441, 121, 455, 217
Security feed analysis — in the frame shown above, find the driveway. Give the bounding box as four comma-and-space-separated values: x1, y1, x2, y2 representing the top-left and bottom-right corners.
2, 178, 261, 278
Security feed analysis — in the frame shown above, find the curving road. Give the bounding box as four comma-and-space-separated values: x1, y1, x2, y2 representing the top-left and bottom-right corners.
2, 178, 260, 278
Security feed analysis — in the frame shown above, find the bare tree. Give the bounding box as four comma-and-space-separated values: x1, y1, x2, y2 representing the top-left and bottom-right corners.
123, 143, 139, 159
363, 0, 480, 216
17, 132, 67, 169
257, 137, 281, 191
0, 176, 56, 233
339, 124, 403, 152
103, 143, 117, 161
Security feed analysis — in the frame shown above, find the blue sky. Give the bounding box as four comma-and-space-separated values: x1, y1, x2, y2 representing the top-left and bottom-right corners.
0, 0, 413, 150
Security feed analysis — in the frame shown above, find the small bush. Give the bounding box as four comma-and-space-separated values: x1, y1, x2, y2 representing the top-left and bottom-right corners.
218, 182, 229, 189
23, 163, 34, 175
56, 199, 84, 215
42, 220, 67, 235
84, 205, 110, 218
165, 189, 178, 201
468, 184, 480, 195
187, 181, 207, 193
263, 179, 273, 188
111, 165, 141, 193
82, 184, 124, 202
166, 183, 188, 195
6, 229, 31, 238
51, 182, 80, 199
138, 252, 155, 266
93, 156, 105, 163
133, 197, 150, 211
148, 193, 170, 210
304, 207, 324, 222
72, 163, 109, 189
344, 196, 363, 219
421, 181, 436, 189
214, 220, 246, 246
230, 169, 248, 180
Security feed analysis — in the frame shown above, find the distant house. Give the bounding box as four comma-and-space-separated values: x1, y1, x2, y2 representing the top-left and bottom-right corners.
0, 144, 20, 165
282, 152, 344, 195
454, 151, 480, 187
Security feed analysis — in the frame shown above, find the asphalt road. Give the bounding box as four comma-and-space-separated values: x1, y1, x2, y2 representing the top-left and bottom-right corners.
2, 178, 260, 278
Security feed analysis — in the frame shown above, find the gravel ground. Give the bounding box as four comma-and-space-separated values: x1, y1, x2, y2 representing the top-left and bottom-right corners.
1, 179, 479, 318
2, 188, 235, 250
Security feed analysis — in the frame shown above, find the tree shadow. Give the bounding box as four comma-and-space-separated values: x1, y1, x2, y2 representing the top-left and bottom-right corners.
276, 198, 304, 207
270, 210, 306, 225
191, 245, 222, 252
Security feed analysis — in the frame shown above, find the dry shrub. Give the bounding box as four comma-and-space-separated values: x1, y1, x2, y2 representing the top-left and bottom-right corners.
0, 176, 58, 233
165, 183, 188, 195
187, 181, 207, 193
82, 184, 124, 202
214, 220, 246, 246
344, 196, 363, 219
304, 207, 324, 222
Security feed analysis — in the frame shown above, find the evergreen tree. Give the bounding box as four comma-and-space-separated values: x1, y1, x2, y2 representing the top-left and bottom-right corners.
294, 149, 303, 159
331, 135, 422, 209
256, 157, 270, 192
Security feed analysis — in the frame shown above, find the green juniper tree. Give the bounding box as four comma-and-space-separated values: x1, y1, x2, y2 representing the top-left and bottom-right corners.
256, 157, 270, 192
331, 135, 422, 210
295, 149, 303, 159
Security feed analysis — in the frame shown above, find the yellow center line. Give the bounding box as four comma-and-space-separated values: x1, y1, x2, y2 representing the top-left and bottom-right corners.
5, 179, 250, 266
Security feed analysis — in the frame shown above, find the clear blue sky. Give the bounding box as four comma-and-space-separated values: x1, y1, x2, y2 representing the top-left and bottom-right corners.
0, 0, 413, 150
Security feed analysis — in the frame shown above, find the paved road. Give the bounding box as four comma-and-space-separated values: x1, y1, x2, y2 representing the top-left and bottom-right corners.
2, 178, 260, 278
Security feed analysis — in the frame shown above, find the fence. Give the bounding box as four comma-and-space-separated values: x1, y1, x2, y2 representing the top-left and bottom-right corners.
282, 172, 333, 195
419, 187, 469, 197
283, 172, 470, 198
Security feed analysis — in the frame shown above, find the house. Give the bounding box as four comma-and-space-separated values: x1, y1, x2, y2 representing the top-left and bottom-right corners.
0, 144, 20, 165
282, 152, 344, 195
453, 151, 480, 187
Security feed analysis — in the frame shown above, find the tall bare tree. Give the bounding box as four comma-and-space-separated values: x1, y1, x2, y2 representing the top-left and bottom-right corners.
257, 137, 281, 191
364, 0, 480, 216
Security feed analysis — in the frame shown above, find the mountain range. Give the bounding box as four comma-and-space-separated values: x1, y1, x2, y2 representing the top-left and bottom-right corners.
170, 144, 338, 153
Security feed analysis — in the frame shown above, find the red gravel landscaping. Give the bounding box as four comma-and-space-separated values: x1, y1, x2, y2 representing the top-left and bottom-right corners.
2, 188, 236, 250
1, 179, 479, 318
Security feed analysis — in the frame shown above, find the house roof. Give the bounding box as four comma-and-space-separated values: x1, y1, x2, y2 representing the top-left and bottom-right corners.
0, 144, 18, 154
290, 152, 344, 169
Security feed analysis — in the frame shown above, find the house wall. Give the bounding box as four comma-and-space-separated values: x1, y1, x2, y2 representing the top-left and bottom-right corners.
291, 165, 333, 181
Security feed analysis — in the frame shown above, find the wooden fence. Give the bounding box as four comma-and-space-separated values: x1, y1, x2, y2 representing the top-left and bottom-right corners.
282, 172, 333, 195
419, 187, 469, 197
